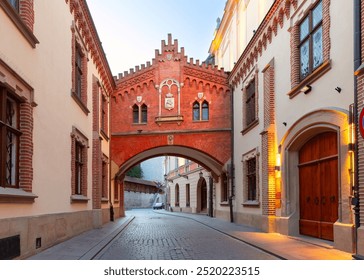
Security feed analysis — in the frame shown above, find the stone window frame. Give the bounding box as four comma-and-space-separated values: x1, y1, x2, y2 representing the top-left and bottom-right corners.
100, 89, 109, 139
0, 60, 37, 203
241, 68, 259, 135
288, 0, 331, 98
71, 22, 89, 115
70, 126, 89, 203
192, 100, 209, 121
132, 103, 148, 124
0, 0, 38, 48
242, 148, 260, 207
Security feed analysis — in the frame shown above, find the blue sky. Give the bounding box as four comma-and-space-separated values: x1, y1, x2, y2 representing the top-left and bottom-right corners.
87, 0, 226, 75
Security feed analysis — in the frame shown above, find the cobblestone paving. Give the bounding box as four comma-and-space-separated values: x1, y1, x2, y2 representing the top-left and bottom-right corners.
95, 209, 279, 260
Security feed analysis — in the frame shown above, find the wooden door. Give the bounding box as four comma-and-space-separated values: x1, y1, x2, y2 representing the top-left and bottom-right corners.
298, 132, 338, 241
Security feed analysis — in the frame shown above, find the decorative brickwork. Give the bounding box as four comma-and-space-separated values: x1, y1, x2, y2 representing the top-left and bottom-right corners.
261, 61, 276, 216
290, 0, 331, 90
111, 35, 231, 180
358, 0, 364, 230
19, 0, 34, 31
92, 77, 101, 209
18, 102, 33, 192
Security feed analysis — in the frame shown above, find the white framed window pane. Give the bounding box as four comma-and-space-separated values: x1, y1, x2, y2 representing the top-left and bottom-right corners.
300, 40, 310, 78
300, 17, 309, 41
313, 27, 323, 69
312, 1, 323, 28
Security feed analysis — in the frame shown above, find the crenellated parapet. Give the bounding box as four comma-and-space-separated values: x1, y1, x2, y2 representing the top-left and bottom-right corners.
113, 34, 229, 102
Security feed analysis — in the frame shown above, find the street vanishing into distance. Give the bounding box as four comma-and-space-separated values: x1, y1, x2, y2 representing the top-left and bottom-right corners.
94, 209, 279, 260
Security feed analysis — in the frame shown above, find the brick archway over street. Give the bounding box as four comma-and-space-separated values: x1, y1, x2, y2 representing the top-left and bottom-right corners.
111, 34, 231, 210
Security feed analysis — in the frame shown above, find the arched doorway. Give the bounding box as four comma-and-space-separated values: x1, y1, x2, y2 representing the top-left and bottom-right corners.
197, 177, 207, 213
298, 131, 338, 241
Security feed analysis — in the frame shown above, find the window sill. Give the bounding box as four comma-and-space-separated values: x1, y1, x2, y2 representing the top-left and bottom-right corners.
241, 119, 259, 135
155, 115, 184, 126
220, 201, 230, 207
71, 92, 90, 115
70, 194, 89, 203
287, 60, 332, 99
192, 120, 209, 123
101, 197, 109, 203
132, 123, 148, 126
242, 201, 260, 207
0, 1, 39, 48
0, 187, 38, 203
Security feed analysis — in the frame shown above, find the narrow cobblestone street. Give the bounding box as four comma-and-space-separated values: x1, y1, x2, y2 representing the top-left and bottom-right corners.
94, 209, 279, 260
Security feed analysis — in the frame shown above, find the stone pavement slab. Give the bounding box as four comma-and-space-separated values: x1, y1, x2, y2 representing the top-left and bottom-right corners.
154, 210, 353, 260
27, 209, 354, 260
27, 215, 134, 260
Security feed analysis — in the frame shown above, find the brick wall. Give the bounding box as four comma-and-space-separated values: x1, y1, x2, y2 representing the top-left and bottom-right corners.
111, 34, 231, 172
18, 102, 34, 192
261, 62, 276, 216
19, 0, 34, 31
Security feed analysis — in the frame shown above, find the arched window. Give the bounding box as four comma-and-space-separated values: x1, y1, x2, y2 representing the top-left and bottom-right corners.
141, 104, 147, 123
132, 103, 148, 124
132, 104, 139, 123
202, 101, 209, 120
193, 100, 209, 121
193, 101, 200, 121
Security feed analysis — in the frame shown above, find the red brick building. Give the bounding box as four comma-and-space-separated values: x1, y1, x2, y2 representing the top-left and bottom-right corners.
111, 34, 231, 217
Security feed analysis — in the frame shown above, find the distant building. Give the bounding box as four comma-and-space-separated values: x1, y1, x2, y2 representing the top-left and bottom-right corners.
141, 157, 164, 182
124, 176, 164, 210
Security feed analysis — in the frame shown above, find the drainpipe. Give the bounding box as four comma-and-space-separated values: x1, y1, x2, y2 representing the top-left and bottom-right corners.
229, 85, 235, 223
353, 0, 361, 259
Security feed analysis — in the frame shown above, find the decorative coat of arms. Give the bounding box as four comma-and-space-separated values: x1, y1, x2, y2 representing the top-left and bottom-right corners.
164, 92, 174, 110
